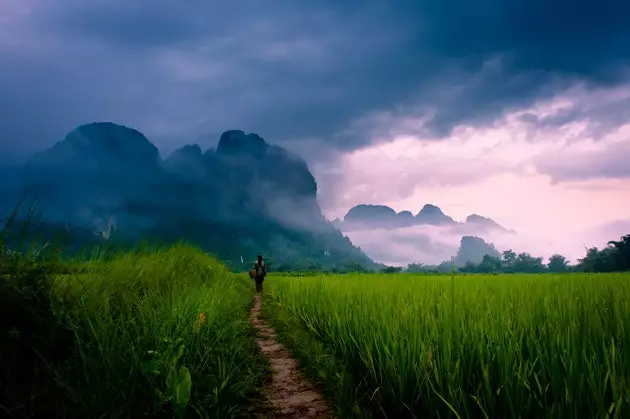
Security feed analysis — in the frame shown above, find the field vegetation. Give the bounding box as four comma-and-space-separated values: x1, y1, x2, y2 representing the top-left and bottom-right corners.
3, 200, 630, 418
264, 272, 630, 418
1, 206, 266, 418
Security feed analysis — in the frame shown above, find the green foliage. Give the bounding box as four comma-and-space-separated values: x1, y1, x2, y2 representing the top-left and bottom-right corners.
409, 234, 629, 275
548, 254, 570, 273
57, 246, 265, 418
380, 265, 403, 274
502, 249, 517, 271
480, 254, 503, 272
578, 236, 630, 272
265, 272, 630, 418
457, 250, 546, 274
460, 254, 502, 273
267, 257, 373, 274
141, 338, 192, 419
406, 262, 427, 273
608, 235, 630, 271
512, 252, 545, 273
1, 205, 266, 419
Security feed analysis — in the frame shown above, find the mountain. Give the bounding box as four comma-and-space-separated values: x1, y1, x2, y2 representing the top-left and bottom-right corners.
465, 214, 515, 233
11, 122, 375, 271
453, 236, 501, 267
342, 204, 427, 230
23, 122, 164, 233
415, 204, 456, 225
396, 210, 415, 226
163, 144, 205, 178
330, 218, 343, 229
0, 165, 21, 211
343, 204, 398, 228
338, 203, 510, 233
214, 130, 321, 228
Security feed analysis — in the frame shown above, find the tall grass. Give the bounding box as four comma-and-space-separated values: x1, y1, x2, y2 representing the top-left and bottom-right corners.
264, 272, 630, 418
55, 245, 265, 418
1, 202, 265, 418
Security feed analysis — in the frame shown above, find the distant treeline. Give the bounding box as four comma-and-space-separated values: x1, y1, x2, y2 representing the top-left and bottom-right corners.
401, 234, 630, 274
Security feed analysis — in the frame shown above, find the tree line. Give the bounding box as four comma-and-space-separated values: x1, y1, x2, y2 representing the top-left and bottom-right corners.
404, 234, 630, 274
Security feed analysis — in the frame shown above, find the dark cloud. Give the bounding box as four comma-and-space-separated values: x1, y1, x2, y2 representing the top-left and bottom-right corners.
523, 90, 630, 139
1, 0, 629, 165
41, 1, 214, 48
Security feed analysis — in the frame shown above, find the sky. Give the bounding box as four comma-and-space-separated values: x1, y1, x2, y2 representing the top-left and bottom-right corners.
1, 0, 629, 265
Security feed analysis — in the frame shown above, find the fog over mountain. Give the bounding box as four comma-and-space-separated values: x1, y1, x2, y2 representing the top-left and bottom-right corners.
1, 121, 625, 269
333, 207, 622, 266
337, 203, 514, 233
329, 203, 516, 265
1, 122, 375, 271
1, 0, 629, 268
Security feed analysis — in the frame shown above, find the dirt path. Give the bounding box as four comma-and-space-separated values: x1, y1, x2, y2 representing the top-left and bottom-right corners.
248, 294, 333, 418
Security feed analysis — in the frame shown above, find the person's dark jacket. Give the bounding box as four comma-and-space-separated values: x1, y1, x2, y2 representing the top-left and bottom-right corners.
254, 261, 266, 279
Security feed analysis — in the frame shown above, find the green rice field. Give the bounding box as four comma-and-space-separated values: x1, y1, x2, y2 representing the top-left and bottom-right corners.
4, 239, 630, 418
263, 272, 630, 418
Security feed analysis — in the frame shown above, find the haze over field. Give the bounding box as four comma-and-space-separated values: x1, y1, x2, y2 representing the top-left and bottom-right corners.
1, 0, 629, 266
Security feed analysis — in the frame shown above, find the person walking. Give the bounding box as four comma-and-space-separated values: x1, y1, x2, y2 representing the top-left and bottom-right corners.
253, 254, 267, 293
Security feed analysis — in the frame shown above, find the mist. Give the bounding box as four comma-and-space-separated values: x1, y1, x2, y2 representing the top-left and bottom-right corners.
340, 222, 627, 267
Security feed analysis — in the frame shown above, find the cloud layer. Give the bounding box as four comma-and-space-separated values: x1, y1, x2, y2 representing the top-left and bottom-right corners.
1, 0, 629, 163
314, 83, 630, 265
1, 0, 629, 264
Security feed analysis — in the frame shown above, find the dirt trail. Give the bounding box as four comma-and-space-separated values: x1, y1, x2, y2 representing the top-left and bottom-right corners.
248, 294, 333, 418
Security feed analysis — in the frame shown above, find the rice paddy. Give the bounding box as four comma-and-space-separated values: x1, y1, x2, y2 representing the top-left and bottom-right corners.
4, 239, 629, 418
263, 272, 630, 418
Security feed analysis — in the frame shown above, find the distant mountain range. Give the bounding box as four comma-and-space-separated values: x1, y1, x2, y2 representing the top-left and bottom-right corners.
0, 122, 517, 270
2, 122, 375, 271
331, 203, 516, 235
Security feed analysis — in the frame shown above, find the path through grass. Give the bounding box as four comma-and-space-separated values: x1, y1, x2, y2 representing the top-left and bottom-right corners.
249, 293, 332, 418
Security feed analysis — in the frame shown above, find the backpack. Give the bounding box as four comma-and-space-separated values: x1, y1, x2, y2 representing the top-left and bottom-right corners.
256, 261, 266, 276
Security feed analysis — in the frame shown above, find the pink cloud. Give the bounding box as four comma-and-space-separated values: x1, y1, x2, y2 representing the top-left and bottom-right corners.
534, 126, 630, 182
313, 83, 630, 264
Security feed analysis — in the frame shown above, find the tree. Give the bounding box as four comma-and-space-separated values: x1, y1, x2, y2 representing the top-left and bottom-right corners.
512, 252, 545, 273
407, 263, 427, 273
502, 249, 517, 272
577, 246, 617, 272
343, 260, 368, 273
547, 254, 569, 273
608, 234, 630, 271
459, 260, 478, 273
477, 254, 502, 273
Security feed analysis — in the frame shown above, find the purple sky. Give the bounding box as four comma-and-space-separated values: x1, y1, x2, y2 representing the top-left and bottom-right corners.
1, 0, 629, 264
307, 82, 630, 264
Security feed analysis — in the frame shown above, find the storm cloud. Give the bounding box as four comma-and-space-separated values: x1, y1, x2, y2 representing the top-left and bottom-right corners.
1, 0, 629, 165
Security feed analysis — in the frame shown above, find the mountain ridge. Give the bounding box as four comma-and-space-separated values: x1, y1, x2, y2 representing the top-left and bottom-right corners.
339, 203, 516, 234
9, 122, 376, 271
